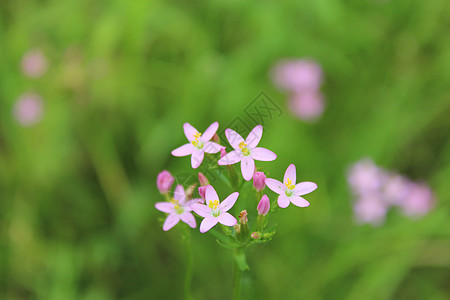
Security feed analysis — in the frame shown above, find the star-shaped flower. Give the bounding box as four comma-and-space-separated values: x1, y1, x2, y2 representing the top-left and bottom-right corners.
218, 125, 277, 181
190, 185, 238, 233
155, 185, 200, 231
265, 164, 317, 208
171, 122, 223, 169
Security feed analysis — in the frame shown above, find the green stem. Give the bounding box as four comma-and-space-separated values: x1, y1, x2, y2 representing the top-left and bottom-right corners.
232, 260, 242, 300
184, 228, 193, 300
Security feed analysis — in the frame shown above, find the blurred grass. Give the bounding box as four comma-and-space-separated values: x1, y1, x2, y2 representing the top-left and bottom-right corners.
1, 0, 450, 299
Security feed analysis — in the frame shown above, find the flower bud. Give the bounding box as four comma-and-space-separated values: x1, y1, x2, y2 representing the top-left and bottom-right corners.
257, 195, 270, 216
212, 133, 220, 143
239, 210, 248, 225
198, 172, 209, 186
198, 186, 207, 200
253, 171, 266, 192
220, 147, 227, 158
156, 170, 174, 194
251, 232, 261, 239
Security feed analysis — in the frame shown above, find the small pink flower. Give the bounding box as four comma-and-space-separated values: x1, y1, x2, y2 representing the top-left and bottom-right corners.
399, 183, 434, 218
13, 92, 44, 126
198, 172, 209, 186
155, 185, 200, 231
218, 125, 277, 181
21, 49, 48, 78
198, 186, 207, 200
347, 159, 385, 196
272, 59, 323, 92
257, 194, 270, 216
382, 175, 410, 206
172, 122, 223, 169
191, 185, 238, 233
266, 164, 317, 208
353, 196, 387, 226
253, 171, 266, 192
289, 91, 325, 121
156, 170, 174, 194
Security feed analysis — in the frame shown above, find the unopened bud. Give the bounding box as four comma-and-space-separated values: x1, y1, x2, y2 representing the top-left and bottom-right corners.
212, 133, 220, 143
220, 147, 227, 158
251, 232, 261, 239
239, 210, 248, 225
198, 172, 209, 186
253, 171, 266, 192
234, 224, 241, 234
156, 170, 174, 194
257, 195, 270, 216
198, 186, 207, 200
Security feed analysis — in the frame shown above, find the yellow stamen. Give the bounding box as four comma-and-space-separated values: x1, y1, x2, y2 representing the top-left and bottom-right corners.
285, 178, 295, 190
208, 200, 219, 210
191, 132, 202, 147
170, 198, 181, 210
239, 141, 250, 156
239, 141, 247, 149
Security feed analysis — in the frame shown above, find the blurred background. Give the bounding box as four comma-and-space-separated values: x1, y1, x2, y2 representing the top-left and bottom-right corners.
1, 0, 450, 299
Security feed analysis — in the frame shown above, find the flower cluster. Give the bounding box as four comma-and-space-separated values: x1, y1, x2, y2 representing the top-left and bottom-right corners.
348, 158, 434, 226
155, 122, 318, 244
271, 59, 325, 121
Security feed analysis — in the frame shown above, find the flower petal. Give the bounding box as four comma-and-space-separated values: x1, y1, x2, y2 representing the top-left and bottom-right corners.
201, 122, 219, 142
203, 142, 222, 154
245, 125, 263, 149
284, 164, 296, 185
225, 128, 245, 150
218, 150, 242, 165
163, 213, 180, 231
241, 156, 255, 181
155, 202, 174, 213
200, 216, 218, 233
251, 147, 277, 161
191, 150, 204, 169
219, 192, 239, 212
172, 143, 194, 157
191, 203, 212, 218
218, 212, 237, 226
265, 178, 284, 194
173, 185, 185, 203
183, 123, 200, 142
205, 185, 219, 204
277, 194, 290, 208
180, 212, 197, 228
290, 196, 310, 208
294, 181, 318, 196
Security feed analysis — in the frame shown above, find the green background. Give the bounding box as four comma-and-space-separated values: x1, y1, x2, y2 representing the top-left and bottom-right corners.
1, 0, 449, 299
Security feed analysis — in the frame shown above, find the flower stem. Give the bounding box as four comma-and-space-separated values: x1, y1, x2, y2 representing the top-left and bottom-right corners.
183, 227, 194, 300
232, 260, 242, 300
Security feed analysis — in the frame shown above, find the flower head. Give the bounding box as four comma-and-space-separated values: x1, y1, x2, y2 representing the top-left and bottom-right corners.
13, 92, 44, 126
190, 185, 238, 233
271, 59, 323, 92
265, 164, 317, 208
171, 122, 223, 169
21, 49, 48, 78
353, 196, 387, 226
257, 194, 270, 216
399, 183, 434, 218
218, 125, 277, 181
155, 185, 201, 231
289, 91, 325, 122
156, 170, 174, 194
253, 171, 266, 192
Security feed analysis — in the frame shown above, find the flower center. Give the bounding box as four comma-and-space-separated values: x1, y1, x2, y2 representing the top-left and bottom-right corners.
285, 178, 295, 196
170, 198, 184, 214
239, 141, 250, 156
191, 132, 203, 149
208, 199, 221, 217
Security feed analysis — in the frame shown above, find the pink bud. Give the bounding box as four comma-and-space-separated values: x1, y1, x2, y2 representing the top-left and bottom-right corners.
257, 195, 270, 216
198, 186, 207, 200
251, 232, 261, 239
220, 147, 227, 158
198, 172, 209, 186
253, 171, 266, 192
156, 170, 174, 194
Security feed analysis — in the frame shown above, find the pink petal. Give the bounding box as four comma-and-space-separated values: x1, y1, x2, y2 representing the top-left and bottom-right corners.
241, 156, 255, 181
251, 147, 277, 161
203, 141, 222, 154
290, 196, 310, 207
183, 123, 200, 142
163, 213, 180, 231
219, 192, 239, 212
155, 202, 174, 213
191, 203, 212, 218
265, 178, 284, 194
205, 185, 219, 203
191, 150, 204, 169
284, 164, 296, 185
180, 212, 197, 228
172, 143, 194, 157
225, 128, 245, 150
201, 122, 219, 142
218, 212, 237, 226
294, 181, 318, 196
277, 194, 290, 208
200, 216, 219, 233
245, 125, 263, 149
218, 150, 242, 165
173, 185, 185, 203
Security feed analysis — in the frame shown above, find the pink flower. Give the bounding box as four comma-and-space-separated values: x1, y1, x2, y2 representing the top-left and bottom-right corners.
155, 185, 200, 231
353, 196, 387, 226
156, 170, 174, 194
347, 159, 385, 196
265, 164, 317, 208
172, 122, 223, 169
289, 91, 325, 121
399, 183, 434, 218
191, 185, 238, 233
198, 186, 207, 200
251, 232, 261, 239
21, 49, 48, 78
13, 92, 44, 126
253, 171, 266, 192
382, 175, 410, 206
218, 125, 277, 181
257, 194, 270, 216
272, 59, 323, 92
220, 147, 227, 158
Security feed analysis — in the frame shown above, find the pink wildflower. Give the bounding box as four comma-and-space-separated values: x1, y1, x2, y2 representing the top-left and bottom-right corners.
13, 92, 44, 126
21, 49, 48, 78
289, 91, 325, 121
272, 59, 323, 92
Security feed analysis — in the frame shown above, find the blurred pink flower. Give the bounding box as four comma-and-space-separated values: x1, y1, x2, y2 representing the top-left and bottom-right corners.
272, 59, 323, 92
382, 174, 410, 206
289, 91, 325, 121
21, 49, 48, 78
347, 159, 385, 196
13, 92, 44, 126
353, 196, 387, 226
399, 183, 434, 218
